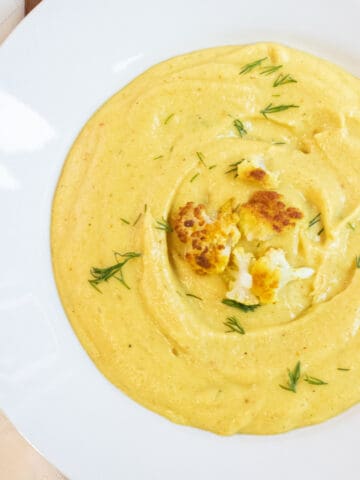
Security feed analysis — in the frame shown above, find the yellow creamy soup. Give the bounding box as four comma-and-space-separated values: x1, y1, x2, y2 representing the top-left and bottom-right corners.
52, 43, 360, 435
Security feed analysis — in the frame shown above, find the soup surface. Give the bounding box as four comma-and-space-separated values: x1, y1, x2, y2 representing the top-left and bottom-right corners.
52, 43, 360, 434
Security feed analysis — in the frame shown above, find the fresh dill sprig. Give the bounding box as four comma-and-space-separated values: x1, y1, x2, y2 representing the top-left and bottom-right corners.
273, 73, 297, 87
196, 151, 207, 167
239, 56, 267, 75
133, 213, 142, 226
318, 227, 324, 236
190, 173, 200, 183
225, 159, 245, 177
356, 255, 360, 268
260, 64, 283, 76
304, 375, 327, 385
164, 113, 175, 125
272, 141, 286, 145
89, 251, 141, 292
233, 119, 247, 137
222, 298, 260, 312
186, 293, 203, 300
155, 217, 173, 232
308, 213, 321, 228
224, 316, 245, 334
153, 155, 164, 160
260, 103, 299, 119
196, 152, 217, 171
279, 361, 301, 393
337, 367, 350, 371
120, 218, 130, 225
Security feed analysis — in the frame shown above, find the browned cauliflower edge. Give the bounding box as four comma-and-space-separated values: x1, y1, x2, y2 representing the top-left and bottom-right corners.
239, 190, 303, 241
172, 200, 240, 274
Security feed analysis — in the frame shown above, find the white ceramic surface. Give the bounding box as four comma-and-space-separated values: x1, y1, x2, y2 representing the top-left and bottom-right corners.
1, 0, 360, 478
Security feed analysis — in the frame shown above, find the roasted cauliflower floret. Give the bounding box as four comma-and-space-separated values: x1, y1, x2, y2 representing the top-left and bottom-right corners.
224, 246, 259, 305
250, 248, 314, 304
237, 155, 278, 187
239, 190, 303, 241
172, 200, 240, 274
171, 201, 212, 243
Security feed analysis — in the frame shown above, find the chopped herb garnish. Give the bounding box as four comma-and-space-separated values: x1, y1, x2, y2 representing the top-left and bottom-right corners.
209, 164, 217, 170
133, 213, 142, 226
356, 256, 360, 268
155, 217, 173, 232
224, 316, 245, 334
304, 375, 327, 385
308, 213, 321, 228
273, 73, 297, 87
153, 155, 164, 160
190, 173, 200, 183
337, 367, 350, 371
233, 119, 247, 137
89, 251, 141, 292
225, 159, 245, 177
239, 56, 267, 75
186, 293, 203, 300
196, 151, 207, 167
272, 94, 281, 97
272, 141, 286, 145
222, 298, 260, 312
318, 227, 324, 236
120, 218, 130, 225
260, 103, 299, 119
144, 203, 148, 213
347, 222, 356, 231
279, 361, 301, 393
164, 113, 175, 125
260, 64, 283, 76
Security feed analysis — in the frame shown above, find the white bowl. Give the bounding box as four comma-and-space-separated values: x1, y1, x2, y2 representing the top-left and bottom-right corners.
1, 0, 360, 478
